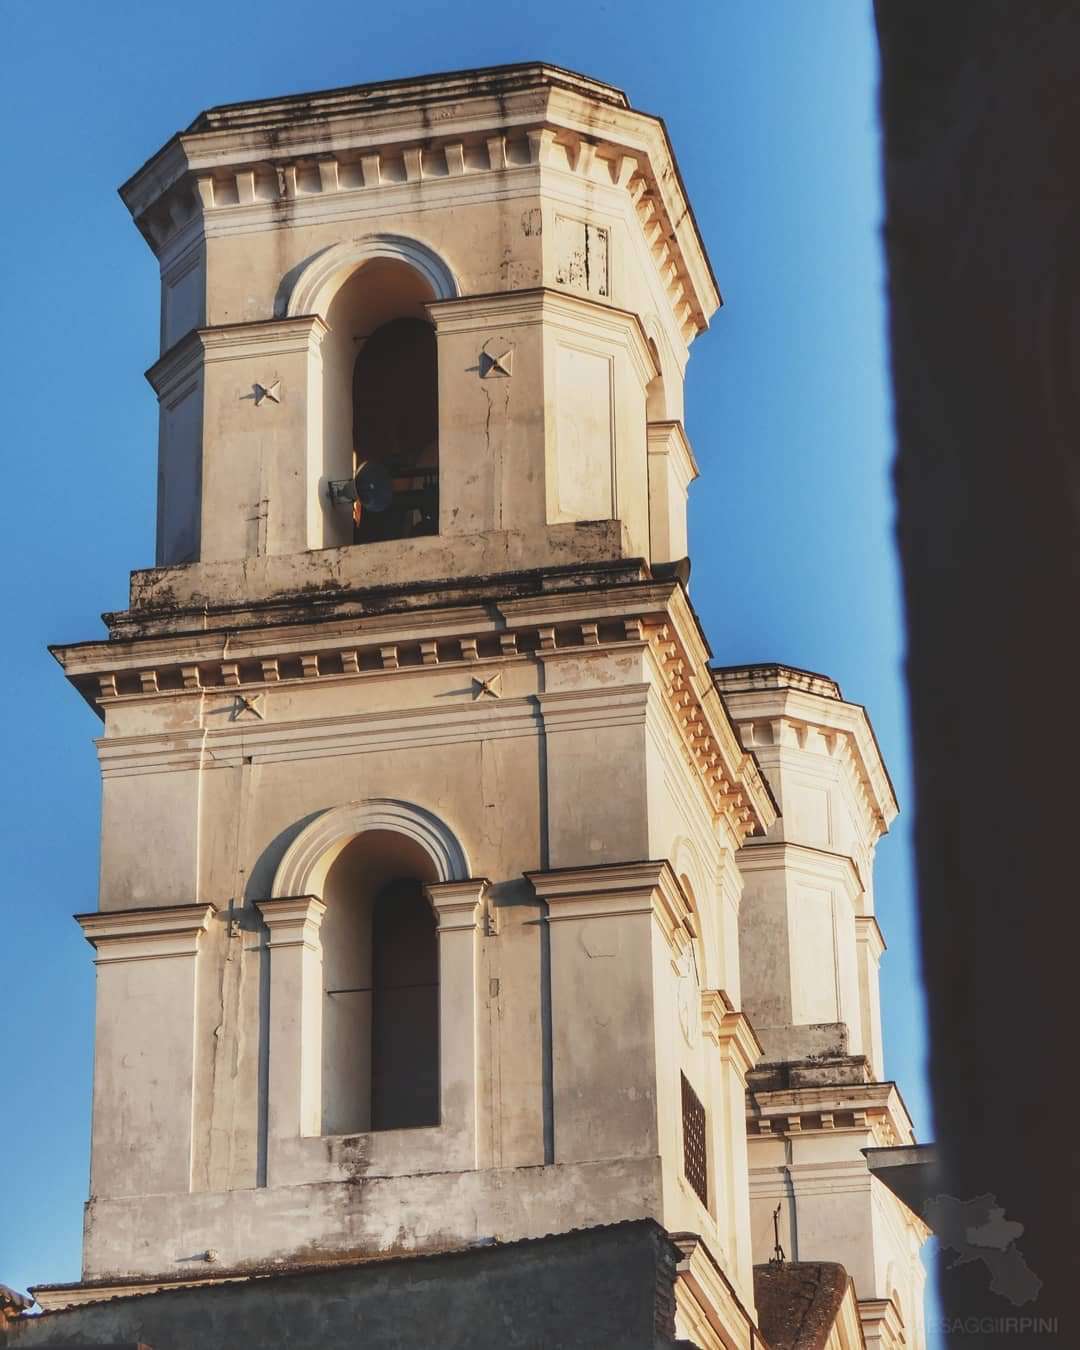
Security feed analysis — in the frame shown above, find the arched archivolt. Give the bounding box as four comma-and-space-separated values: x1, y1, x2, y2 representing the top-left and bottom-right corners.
643, 315, 671, 421
286, 235, 458, 318
671, 833, 720, 987
271, 798, 470, 898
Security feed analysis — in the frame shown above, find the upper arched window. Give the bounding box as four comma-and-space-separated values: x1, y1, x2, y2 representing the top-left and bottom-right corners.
320, 257, 440, 548
352, 317, 438, 544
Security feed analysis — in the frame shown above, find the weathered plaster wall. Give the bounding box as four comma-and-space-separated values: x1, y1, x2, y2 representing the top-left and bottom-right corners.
8, 1222, 688, 1350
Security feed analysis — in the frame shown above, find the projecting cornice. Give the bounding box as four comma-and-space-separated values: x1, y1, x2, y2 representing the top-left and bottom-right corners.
714, 664, 898, 843
747, 1080, 915, 1149
118, 62, 718, 345
51, 575, 777, 843
76, 903, 217, 963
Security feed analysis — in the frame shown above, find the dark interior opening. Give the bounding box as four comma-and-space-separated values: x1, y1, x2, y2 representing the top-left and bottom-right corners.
352, 317, 439, 544
371, 877, 440, 1130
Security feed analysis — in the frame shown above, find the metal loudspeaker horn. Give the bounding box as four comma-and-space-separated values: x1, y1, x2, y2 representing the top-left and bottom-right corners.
327, 459, 394, 523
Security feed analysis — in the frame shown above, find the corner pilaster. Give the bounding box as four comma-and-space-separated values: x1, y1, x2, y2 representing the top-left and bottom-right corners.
529, 860, 686, 1166
77, 903, 216, 1198
701, 988, 762, 1307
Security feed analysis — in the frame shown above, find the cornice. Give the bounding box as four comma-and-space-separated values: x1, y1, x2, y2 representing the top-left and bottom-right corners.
428, 287, 658, 386
52, 607, 658, 715
529, 858, 674, 903
736, 840, 864, 902
646, 420, 699, 491
748, 1080, 914, 1148
700, 990, 764, 1076
855, 913, 887, 959
76, 903, 217, 963
146, 315, 327, 396
120, 68, 716, 344
528, 860, 702, 954
53, 575, 773, 843
645, 592, 777, 841
719, 679, 898, 843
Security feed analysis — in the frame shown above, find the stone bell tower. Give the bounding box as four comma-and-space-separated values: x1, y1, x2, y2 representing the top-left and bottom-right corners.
38, 63, 926, 1350
48, 63, 778, 1345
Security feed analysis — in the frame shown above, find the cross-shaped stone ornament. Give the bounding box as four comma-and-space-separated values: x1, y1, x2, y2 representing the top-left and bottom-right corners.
472, 673, 503, 699
479, 350, 513, 378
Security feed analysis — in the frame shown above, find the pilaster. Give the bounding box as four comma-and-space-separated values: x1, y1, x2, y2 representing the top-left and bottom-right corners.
701, 989, 762, 1311
529, 860, 685, 1166
77, 904, 216, 1199
146, 315, 328, 566
254, 895, 326, 1184
424, 878, 487, 1170
646, 420, 698, 564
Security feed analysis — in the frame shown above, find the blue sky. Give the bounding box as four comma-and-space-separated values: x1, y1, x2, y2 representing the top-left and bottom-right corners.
0, 0, 935, 1326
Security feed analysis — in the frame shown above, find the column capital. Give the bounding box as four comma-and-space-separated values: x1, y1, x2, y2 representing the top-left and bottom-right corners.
255, 895, 326, 949
424, 878, 488, 932
75, 903, 217, 963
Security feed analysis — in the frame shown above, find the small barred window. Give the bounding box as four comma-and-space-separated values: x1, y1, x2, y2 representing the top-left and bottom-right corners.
681, 1072, 708, 1208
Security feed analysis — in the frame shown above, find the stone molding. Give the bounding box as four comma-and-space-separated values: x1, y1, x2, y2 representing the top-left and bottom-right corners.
286, 234, 458, 317
118, 66, 717, 343
748, 1081, 914, 1148
146, 315, 328, 400
855, 914, 887, 962
700, 990, 764, 1079
716, 675, 898, 841
59, 612, 649, 712
271, 799, 470, 897
646, 420, 699, 492
646, 602, 775, 842
670, 1233, 759, 1350
76, 903, 216, 963
737, 841, 864, 905
254, 895, 326, 950
424, 878, 489, 932
528, 859, 695, 953
55, 584, 776, 843
857, 1295, 906, 1347
428, 287, 659, 388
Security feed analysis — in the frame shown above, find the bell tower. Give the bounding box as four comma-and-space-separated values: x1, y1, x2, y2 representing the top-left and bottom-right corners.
126, 63, 706, 593
42, 63, 922, 1350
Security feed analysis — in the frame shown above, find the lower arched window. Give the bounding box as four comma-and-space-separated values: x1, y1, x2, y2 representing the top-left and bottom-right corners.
319, 831, 440, 1134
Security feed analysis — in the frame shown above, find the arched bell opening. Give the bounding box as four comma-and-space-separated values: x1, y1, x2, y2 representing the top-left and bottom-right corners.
319, 828, 440, 1135
320, 256, 439, 548
351, 316, 438, 543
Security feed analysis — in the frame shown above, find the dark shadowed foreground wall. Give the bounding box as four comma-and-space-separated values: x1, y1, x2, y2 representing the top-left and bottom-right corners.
876, 2, 1080, 1344
1, 1222, 687, 1350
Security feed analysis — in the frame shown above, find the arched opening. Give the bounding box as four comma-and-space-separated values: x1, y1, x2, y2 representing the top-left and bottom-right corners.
352, 316, 438, 543
320, 257, 439, 548
371, 878, 439, 1129
319, 828, 440, 1135
646, 337, 668, 421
